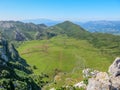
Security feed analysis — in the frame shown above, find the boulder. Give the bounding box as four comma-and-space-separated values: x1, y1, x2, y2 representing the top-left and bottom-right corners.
108, 57, 120, 77
82, 68, 99, 78
87, 72, 111, 90
87, 57, 120, 90
110, 76, 120, 89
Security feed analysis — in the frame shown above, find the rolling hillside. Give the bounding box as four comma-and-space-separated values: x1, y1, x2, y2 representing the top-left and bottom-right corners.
9, 21, 120, 89
17, 36, 115, 88
47, 21, 91, 39
18, 36, 113, 74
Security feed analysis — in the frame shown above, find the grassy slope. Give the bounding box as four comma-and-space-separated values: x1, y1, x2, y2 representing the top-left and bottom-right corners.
18, 36, 114, 88
18, 36, 113, 74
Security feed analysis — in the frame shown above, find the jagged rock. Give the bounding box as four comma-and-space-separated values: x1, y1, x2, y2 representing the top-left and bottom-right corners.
87, 72, 111, 90
0, 37, 28, 66
0, 38, 9, 62
0, 37, 21, 61
82, 68, 99, 78
14, 30, 27, 41
110, 76, 120, 89
1, 53, 8, 62
35, 31, 42, 40
108, 57, 120, 77
9, 44, 20, 60
0, 37, 40, 90
86, 58, 120, 90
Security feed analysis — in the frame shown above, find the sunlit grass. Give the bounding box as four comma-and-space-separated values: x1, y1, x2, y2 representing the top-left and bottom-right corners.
18, 36, 113, 87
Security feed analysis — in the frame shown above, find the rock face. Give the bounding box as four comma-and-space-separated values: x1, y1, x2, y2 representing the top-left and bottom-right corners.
0, 37, 40, 90
9, 44, 20, 60
0, 21, 47, 41
14, 30, 27, 41
0, 38, 10, 62
86, 57, 120, 90
108, 57, 120, 77
0, 37, 20, 62
87, 72, 111, 90
35, 31, 43, 40
82, 68, 99, 78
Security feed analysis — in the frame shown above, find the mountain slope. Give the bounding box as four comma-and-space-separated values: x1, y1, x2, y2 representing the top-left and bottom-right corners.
47, 21, 91, 39
17, 36, 114, 88
18, 36, 113, 74
0, 21, 47, 41
0, 37, 41, 90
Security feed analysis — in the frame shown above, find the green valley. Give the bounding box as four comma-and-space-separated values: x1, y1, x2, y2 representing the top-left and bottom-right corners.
18, 36, 113, 73
17, 36, 114, 89
1, 20, 120, 89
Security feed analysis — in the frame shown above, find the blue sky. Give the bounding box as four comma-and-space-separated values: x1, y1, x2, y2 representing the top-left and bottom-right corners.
0, 0, 120, 21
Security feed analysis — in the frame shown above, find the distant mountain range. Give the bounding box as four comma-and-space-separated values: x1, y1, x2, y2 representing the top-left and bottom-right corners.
79, 21, 120, 34
0, 20, 120, 42
22, 19, 120, 34
0, 20, 90, 41
22, 19, 62, 26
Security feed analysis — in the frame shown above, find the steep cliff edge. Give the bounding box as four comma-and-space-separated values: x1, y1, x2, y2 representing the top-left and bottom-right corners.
0, 37, 40, 90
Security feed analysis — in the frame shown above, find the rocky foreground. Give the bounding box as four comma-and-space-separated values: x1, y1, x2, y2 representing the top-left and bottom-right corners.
78, 57, 120, 90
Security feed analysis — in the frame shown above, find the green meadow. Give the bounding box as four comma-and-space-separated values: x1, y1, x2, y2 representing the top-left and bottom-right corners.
18, 36, 113, 76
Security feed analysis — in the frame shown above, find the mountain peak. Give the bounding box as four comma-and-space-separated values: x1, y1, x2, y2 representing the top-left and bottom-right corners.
63, 20, 73, 23
46, 20, 90, 39
58, 21, 75, 26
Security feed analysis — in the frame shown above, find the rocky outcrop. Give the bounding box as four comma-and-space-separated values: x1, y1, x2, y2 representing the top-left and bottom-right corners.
14, 30, 27, 41
0, 37, 19, 61
0, 37, 40, 90
87, 72, 111, 90
86, 57, 120, 90
35, 31, 43, 40
0, 37, 29, 66
0, 37, 10, 62
9, 43, 20, 60
108, 57, 120, 77
0, 21, 47, 41
82, 68, 99, 78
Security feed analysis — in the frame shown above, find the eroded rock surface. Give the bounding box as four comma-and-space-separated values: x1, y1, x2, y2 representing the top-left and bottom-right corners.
108, 57, 120, 77
87, 57, 120, 90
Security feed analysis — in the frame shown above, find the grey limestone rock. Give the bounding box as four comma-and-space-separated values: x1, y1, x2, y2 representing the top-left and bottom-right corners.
87, 57, 120, 90
108, 57, 120, 77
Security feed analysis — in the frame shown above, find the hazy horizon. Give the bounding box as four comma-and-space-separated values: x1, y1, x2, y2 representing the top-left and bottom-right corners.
0, 0, 120, 21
